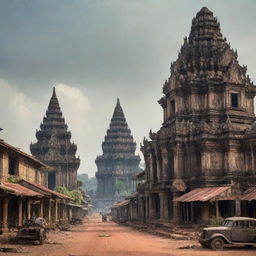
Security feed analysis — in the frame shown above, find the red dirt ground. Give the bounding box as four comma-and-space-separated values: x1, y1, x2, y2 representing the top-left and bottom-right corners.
1, 214, 255, 256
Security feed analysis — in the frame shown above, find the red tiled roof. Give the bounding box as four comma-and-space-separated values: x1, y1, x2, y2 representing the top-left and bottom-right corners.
0, 140, 48, 168
241, 187, 256, 201
0, 181, 43, 197
19, 179, 71, 199
173, 187, 230, 202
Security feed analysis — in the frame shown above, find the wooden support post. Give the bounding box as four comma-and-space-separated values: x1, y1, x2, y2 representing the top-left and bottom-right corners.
40, 199, 44, 217
202, 202, 209, 224
48, 199, 51, 222
18, 198, 23, 227
216, 201, 219, 223
55, 200, 58, 222
190, 202, 194, 222
235, 200, 241, 216
2, 197, 9, 233
27, 200, 31, 220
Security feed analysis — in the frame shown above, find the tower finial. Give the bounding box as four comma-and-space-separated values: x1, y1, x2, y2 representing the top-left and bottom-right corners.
52, 86, 57, 98
117, 98, 120, 106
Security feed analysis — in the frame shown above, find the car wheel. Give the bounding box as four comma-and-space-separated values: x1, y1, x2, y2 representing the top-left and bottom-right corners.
211, 237, 224, 251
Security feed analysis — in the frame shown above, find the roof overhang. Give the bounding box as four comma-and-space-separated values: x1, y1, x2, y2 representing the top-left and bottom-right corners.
173, 186, 233, 202
0, 181, 43, 197
241, 187, 256, 201
112, 199, 130, 208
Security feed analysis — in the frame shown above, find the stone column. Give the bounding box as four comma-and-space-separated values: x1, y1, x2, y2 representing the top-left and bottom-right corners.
145, 193, 149, 219
27, 200, 31, 220
2, 197, 9, 233
173, 143, 183, 178
172, 192, 180, 223
159, 191, 169, 220
149, 154, 154, 183
161, 146, 169, 181
148, 193, 156, 219
18, 198, 23, 227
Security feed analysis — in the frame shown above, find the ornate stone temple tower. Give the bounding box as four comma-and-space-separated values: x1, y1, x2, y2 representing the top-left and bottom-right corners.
95, 99, 140, 201
139, 7, 256, 223
30, 88, 80, 190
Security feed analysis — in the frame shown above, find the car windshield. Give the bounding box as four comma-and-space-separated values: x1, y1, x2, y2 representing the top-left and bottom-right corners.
221, 220, 234, 227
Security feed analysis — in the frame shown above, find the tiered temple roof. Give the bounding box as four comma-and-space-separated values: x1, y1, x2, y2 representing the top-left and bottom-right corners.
162, 7, 252, 94
96, 99, 139, 162
30, 87, 80, 190
95, 99, 140, 198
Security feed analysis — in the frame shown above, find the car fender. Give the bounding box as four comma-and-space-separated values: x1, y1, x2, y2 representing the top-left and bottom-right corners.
210, 233, 231, 244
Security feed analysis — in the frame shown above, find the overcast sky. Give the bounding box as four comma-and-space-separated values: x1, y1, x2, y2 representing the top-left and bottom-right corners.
0, 0, 255, 177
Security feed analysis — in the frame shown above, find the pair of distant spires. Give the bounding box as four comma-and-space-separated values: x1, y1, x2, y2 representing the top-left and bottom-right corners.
51, 86, 122, 113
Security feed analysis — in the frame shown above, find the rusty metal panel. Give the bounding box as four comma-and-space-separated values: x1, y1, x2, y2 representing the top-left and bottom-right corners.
173, 186, 230, 202
20, 180, 70, 199
1, 181, 43, 197
241, 187, 256, 201
112, 199, 130, 208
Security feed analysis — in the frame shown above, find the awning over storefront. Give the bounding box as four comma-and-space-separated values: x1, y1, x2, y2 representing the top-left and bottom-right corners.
19, 179, 71, 200
241, 187, 256, 201
173, 186, 231, 202
0, 181, 43, 197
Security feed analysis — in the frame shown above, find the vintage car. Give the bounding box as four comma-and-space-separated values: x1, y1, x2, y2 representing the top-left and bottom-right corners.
199, 217, 256, 250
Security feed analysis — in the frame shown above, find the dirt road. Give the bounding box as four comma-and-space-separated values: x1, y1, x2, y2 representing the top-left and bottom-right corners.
2, 215, 255, 256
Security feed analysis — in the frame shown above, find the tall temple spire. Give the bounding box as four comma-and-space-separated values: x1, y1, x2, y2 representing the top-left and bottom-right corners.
95, 99, 140, 200
31, 87, 80, 190
112, 98, 125, 119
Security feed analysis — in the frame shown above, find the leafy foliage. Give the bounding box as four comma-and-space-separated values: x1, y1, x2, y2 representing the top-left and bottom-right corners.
7, 175, 20, 183
77, 174, 97, 194
55, 186, 83, 205
210, 216, 224, 226
114, 180, 131, 196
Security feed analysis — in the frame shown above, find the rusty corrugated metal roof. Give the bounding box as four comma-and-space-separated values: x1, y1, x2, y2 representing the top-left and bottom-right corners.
0, 181, 43, 197
112, 199, 130, 208
173, 186, 230, 202
19, 179, 71, 199
241, 187, 256, 201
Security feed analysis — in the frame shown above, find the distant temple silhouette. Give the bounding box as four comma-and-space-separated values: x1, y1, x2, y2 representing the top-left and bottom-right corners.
95, 99, 140, 208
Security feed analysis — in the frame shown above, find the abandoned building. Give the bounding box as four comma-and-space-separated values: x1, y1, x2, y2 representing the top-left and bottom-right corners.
30, 87, 80, 190
111, 7, 256, 224
95, 99, 141, 209
0, 139, 86, 234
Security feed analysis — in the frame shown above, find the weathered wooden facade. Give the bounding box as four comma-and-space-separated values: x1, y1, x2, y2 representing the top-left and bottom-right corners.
30, 87, 80, 190
112, 7, 256, 225
0, 139, 85, 234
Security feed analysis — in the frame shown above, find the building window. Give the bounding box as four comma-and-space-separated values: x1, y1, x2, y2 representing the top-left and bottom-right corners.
231, 93, 239, 108
171, 100, 176, 115
8, 155, 18, 175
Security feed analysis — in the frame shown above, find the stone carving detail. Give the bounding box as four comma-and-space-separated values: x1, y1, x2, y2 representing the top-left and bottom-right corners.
142, 6, 256, 192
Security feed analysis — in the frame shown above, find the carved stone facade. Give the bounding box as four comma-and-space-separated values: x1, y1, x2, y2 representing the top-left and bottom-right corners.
30, 88, 80, 190
138, 7, 256, 223
95, 99, 140, 208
